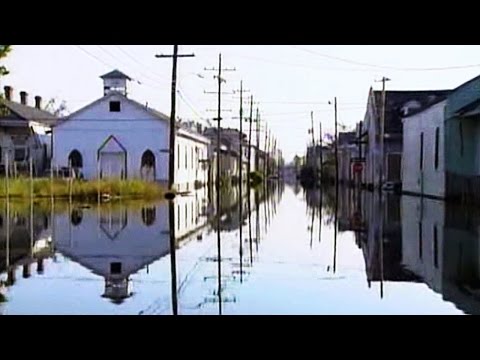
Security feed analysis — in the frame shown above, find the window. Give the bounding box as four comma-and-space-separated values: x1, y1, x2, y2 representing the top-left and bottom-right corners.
191, 148, 194, 169
110, 262, 122, 275
109, 101, 121, 112
419, 133, 424, 171
178, 145, 180, 169
434, 127, 440, 170
433, 225, 438, 269
185, 146, 188, 170
177, 205, 181, 231
68, 150, 83, 168
14, 148, 26, 162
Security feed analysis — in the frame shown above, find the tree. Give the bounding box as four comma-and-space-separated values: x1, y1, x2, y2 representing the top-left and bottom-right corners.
0, 45, 12, 80
44, 98, 69, 117
0, 46, 12, 116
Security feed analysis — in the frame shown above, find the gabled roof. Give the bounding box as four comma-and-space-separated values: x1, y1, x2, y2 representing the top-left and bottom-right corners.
373, 90, 452, 133
0, 100, 57, 126
100, 69, 132, 80
56, 92, 170, 127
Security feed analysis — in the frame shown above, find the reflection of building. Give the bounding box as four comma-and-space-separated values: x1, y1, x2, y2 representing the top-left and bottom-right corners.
401, 195, 480, 314
53, 189, 211, 304
54, 203, 171, 304
356, 191, 419, 285
0, 204, 53, 298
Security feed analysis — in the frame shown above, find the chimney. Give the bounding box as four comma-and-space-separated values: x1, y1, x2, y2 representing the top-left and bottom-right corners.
35, 96, 42, 110
3, 86, 12, 101
20, 91, 28, 106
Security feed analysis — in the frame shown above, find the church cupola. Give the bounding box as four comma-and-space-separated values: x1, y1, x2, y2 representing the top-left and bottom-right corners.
100, 70, 132, 97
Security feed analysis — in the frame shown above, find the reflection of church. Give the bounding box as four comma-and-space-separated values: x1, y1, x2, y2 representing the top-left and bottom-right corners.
53, 189, 210, 304
54, 203, 171, 304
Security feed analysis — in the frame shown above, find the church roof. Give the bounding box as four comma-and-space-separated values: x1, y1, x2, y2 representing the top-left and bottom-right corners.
100, 69, 132, 80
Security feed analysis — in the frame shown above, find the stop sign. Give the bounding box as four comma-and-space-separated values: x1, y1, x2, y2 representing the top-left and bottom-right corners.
353, 162, 363, 173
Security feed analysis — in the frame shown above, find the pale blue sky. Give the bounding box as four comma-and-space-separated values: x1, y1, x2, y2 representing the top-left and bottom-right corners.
3, 45, 480, 161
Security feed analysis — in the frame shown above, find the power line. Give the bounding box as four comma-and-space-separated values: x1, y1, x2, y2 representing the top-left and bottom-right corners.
72, 45, 205, 122
290, 45, 480, 72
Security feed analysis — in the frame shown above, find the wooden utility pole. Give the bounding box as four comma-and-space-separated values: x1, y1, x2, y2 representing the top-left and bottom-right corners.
156, 45, 195, 190
263, 123, 269, 177
246, 96, 254, 185
310, 111, 315, 146
334, 97, 339, 187
376, 77, 390, 190
205, 54, 235, 316
319, 119, 323, 180
168, 200, 178, 315
256, 109, 261, 172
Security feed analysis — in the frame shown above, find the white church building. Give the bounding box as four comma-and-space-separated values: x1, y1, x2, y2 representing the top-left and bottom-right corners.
52, 70, 210, 191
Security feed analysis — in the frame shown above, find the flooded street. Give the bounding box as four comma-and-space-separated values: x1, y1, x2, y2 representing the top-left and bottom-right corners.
0, 183, 476, 315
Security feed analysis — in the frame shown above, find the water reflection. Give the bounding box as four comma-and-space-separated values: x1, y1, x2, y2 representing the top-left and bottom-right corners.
3, 179, 479, 315
305, 184, 480, 314
0, 183, 280, 315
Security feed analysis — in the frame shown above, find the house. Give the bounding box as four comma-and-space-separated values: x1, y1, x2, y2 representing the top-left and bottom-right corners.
203, 128, 242, 183
362, 88, 451, 190
337, 132, 357, 185
52, 70, 210, 191
444, 74, 480, 204
0, 86, 57, 175
402, 95, 451, 198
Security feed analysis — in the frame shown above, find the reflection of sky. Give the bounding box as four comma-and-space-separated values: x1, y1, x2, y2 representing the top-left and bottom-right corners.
0, 187, 466, 315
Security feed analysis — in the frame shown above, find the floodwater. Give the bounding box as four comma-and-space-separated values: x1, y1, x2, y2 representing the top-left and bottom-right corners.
0, 181, 477, 315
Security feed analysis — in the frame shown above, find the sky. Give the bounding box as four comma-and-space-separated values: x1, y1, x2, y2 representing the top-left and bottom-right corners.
3, 45, 480, 162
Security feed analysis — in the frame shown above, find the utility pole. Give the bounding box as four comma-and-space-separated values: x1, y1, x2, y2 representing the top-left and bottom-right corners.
264, 125, 269, 178
205, 54, 235, 315
319, 119, 323, 181
334, 97, 339, 188
246, 96, 254, 185
375, 77, 391, 190
310, 111, 315, 146
156, 45, 195, 190
256, 109, 261, 172
233, 81, 249, 280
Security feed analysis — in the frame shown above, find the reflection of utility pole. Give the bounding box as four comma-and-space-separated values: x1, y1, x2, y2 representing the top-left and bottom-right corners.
168, 201, 178, 315
205, 55, 235, 316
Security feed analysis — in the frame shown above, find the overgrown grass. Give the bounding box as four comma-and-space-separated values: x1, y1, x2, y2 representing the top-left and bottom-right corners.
0, 178, 167, 201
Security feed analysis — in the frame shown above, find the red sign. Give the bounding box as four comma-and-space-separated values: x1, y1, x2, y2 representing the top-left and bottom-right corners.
353, 162, 363, 173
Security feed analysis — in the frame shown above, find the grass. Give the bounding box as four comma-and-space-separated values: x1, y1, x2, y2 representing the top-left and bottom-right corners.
0, 178, 168, 201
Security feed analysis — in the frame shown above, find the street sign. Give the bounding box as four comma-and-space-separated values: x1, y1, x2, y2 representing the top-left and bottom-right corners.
353, 162, 363, 173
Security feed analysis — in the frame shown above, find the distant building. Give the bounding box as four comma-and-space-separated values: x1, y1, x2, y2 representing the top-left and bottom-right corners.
0, 86, 57, 175
337, 132, 357, 185
362, 88, 451, 189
